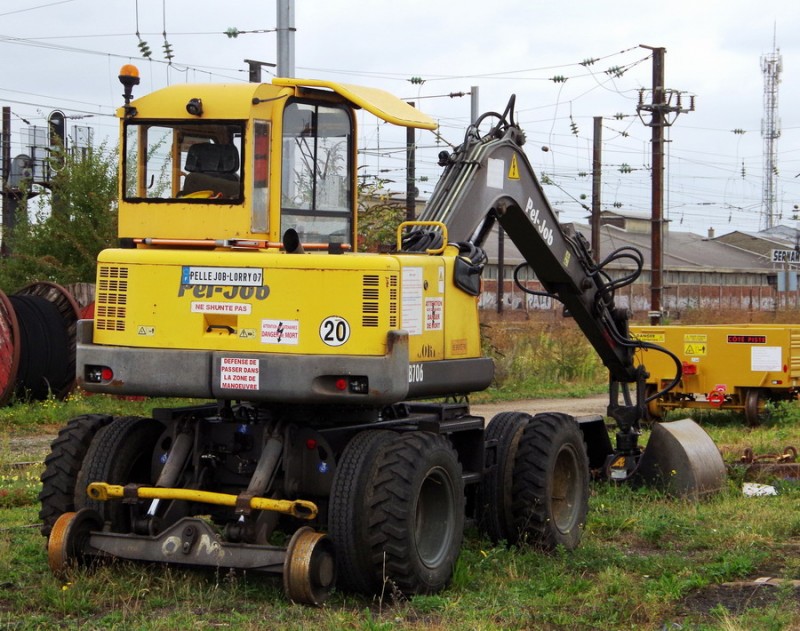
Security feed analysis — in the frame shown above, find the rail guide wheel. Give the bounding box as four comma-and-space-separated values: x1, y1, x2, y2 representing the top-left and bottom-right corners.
47, 508, 103, 577
283, 527, 336, 606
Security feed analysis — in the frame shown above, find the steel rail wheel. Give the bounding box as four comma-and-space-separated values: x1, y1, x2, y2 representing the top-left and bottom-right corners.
283, 527, 336, 605
47, 508, 103, 577
510, 412, 589, 550
645, 385, 664, 421
744, 388, 768, 426
478, 411, 532, 544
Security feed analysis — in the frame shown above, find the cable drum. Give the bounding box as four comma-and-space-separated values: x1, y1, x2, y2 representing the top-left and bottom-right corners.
8, 294, 72, 401
0, 290, 22, 405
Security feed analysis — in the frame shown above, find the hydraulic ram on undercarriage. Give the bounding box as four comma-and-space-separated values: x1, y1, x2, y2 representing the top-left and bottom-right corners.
86, 482, 318, 519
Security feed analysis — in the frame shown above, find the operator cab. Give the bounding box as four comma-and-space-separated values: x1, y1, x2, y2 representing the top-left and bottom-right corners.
116, 69, 435, 248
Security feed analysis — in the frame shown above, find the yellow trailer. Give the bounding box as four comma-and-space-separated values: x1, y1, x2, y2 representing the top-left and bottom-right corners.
631, 324, 800, 425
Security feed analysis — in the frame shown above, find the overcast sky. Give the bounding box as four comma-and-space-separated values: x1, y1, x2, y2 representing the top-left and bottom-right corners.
2, 0, 799, 236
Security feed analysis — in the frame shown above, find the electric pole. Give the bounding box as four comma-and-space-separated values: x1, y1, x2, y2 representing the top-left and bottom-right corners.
406, 102, 416, 222
591, 116, 602, 262
276, 0, 295, 78
2, 106, 14, 257
637, 45, 694, 325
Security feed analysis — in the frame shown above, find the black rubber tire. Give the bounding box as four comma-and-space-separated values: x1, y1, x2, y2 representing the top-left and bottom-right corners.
328, 429, 398, 594
509, 412, 589, 550
74, 416, 165, 532
367, 432, 465, 595
38, 414, 113, 538
478, 411, 532, 543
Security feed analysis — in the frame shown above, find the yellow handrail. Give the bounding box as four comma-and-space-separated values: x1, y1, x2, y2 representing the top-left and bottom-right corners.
396, 220, 448, 255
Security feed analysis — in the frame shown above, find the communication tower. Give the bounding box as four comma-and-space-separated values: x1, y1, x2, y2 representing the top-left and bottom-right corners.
761, 39, 782, 230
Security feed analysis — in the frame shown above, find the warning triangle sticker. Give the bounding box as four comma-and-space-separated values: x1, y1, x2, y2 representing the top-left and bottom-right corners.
508, 154, 520, 180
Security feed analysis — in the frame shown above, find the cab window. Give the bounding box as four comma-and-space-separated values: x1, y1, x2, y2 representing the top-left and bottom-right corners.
123, 121, 244, 202
280, 101, 352, 246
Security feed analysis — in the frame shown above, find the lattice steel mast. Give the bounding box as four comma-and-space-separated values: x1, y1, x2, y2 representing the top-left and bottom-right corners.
761, 36, 782, 230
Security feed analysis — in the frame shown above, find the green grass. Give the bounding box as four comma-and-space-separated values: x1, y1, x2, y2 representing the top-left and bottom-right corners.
2, 395, 800, 629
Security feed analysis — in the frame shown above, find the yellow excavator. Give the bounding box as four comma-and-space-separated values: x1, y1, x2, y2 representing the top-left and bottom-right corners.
39, 65, 725, 604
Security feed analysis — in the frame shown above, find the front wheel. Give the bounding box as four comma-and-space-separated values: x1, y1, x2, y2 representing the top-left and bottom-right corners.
367, 432, 465, 595
510, 412, 590, 550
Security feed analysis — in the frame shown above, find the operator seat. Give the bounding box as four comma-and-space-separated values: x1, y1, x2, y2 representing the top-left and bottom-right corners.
180, 143, 240, 198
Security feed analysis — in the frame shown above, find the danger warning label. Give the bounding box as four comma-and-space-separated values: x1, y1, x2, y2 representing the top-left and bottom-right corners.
261, 319, 299, 345
220, 357, 259, 390
425, 297, 443, 331
508, 154, 520, 180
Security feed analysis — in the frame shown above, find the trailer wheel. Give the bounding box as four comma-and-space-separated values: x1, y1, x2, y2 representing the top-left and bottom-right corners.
328, 429, 397, 594
38, 414, 113, 538
367, 432, 464, 595
744, 388, 768, 426
478, 411, 532, 543
510, 413, 589, 550
645, 385, 664, 421
74, 416, 165, 532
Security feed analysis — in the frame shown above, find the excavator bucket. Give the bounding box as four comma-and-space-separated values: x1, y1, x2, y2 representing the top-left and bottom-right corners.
634, 419, 727, 499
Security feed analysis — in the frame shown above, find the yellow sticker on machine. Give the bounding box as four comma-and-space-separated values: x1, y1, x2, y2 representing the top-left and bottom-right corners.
683, 343, 707, 355
684, 334, 708, 343
633, 331, 665, 343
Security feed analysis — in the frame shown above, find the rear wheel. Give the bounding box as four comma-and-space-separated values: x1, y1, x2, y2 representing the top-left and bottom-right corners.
510, 413, 589, 550
367, 432, 464, 595
479, 411, 532, 543
39, 414, 113, 538
74, 416, 166, 532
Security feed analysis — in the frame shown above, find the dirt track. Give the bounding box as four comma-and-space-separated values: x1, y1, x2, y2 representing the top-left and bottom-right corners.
472, 393, 607, 420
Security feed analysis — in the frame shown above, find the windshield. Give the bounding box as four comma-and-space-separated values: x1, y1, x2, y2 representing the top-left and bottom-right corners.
123, 121, 244, 202
281, 101, 352, 245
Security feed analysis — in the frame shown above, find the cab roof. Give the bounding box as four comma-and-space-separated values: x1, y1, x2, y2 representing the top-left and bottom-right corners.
117, 77, 438, 131
273, 78, 437, 130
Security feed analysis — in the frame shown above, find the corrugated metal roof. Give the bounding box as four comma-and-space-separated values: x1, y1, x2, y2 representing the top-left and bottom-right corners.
480, 223, 774, 272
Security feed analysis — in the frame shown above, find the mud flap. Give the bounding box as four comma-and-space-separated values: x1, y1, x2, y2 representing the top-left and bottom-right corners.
635, 418, 727, 499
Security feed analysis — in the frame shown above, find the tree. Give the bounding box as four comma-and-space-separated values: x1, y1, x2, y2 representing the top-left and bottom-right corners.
0, 142, 118, 292
357, 179, 406, 252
